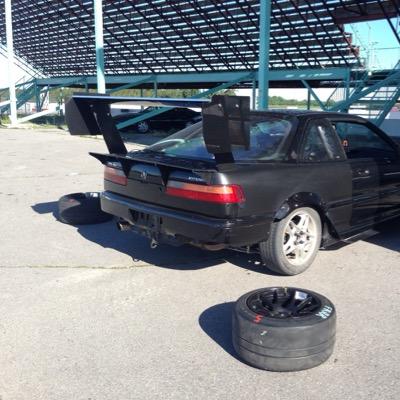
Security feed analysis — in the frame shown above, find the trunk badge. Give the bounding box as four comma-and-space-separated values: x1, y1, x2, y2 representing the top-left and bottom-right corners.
140, 171, 148, 181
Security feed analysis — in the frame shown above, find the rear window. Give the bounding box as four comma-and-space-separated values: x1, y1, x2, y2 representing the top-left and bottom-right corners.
146, 117, 294, 161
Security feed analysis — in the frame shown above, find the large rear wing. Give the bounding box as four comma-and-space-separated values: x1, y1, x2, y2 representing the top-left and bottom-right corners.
65, 94, 250, 163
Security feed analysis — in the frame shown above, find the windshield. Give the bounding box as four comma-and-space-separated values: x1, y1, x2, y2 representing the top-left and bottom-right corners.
147, 116, 294, 161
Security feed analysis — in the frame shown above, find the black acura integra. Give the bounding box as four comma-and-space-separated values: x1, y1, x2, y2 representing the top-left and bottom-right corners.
66, 95, 400, 275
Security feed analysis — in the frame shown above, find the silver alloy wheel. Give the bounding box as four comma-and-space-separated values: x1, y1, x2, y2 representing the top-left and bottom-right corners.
282, 210, 319, 266
137, 121, 149, 133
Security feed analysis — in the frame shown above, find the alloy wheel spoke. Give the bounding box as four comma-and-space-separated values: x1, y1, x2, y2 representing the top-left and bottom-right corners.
283, 210, 318, 265
287, 221, 298, 234
298, 214, 309, 232
283, 237, 296, 255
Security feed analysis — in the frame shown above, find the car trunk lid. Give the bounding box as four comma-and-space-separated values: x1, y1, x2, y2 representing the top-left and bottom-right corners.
91, 151, 243, 218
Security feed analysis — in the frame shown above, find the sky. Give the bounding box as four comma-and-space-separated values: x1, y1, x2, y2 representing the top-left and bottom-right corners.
346, 18, 400, 69
1, 18, 399, 100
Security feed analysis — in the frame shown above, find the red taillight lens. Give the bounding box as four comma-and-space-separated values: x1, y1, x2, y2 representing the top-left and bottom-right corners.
104, 165, 127, 185
166, 181, 245, 204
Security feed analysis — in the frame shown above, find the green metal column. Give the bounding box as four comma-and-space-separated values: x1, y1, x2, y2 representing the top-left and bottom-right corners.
94, 0, 105, 93
153, 79, 158, 97
5, 0, 17, 124
257, 0, 272, 110
344, 68, 351, 112
34, 80, 41, 112
345, 69, 350, 101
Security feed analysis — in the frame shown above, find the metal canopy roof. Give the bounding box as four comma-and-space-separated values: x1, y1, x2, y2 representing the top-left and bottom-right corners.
0, 0, 398, 77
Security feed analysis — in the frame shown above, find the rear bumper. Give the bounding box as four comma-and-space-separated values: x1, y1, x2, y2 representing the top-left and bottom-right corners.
100, 191, 271, 247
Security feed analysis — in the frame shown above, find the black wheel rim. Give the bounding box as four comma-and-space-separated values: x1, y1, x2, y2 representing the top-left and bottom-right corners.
246, 287, 321, 319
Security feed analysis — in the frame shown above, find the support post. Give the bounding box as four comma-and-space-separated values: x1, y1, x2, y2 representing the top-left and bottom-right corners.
94, 0, 105, 93
5, 0, 17, 125
301, 80, 326, 111
257, 0, 271, 110
40, 85, 49, 111
252, 77, 257, 110
343, 68, 351, 112
345, 69, 350, 101
307, 87, 311, 110
153, 79, 158, 97
34, 80, 41, 112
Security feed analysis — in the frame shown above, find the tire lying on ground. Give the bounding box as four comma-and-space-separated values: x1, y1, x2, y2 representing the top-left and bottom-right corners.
58, 192, 113, 225
232, 287, 336, 372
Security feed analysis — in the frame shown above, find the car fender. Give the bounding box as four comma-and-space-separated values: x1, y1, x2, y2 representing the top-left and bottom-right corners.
274, 192, 326, 220
274, 192, 339, 243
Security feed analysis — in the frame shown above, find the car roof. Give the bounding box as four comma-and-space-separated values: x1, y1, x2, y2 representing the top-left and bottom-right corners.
253, 109, 367, 121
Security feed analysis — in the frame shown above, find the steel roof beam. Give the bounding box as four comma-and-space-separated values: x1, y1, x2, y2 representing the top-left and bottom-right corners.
36, 67, 351, 88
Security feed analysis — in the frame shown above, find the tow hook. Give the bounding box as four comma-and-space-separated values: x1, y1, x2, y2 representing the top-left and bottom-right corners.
150, 238, 158, 249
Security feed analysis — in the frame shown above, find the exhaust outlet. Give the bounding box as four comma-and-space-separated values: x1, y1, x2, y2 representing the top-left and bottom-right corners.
116, 221, 131, 231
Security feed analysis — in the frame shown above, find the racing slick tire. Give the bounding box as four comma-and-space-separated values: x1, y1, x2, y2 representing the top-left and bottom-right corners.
58, 192, 113, 225
232, 287, 336, 372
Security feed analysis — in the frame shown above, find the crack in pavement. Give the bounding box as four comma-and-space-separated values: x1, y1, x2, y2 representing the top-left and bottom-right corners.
0, 172, 101, 179
0, 264, 150, 270
0, 256, 225, 270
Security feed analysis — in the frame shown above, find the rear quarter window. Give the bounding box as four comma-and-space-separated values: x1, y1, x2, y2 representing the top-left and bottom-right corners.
300, 119, 346, 162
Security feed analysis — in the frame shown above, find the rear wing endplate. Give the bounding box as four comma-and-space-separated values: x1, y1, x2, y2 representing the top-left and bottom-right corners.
65, 94, 250, 163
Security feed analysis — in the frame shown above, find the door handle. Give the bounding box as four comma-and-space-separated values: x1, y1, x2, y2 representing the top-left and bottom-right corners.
383, 157, 393, 165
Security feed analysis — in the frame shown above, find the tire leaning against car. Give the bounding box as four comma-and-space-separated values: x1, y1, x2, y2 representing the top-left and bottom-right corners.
232, 287, 336, 372
58, 192, 113, 225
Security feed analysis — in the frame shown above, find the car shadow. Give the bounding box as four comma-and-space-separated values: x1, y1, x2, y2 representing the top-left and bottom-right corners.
31, 200, 59, 215
363, 217, 400, 252
77, 222, 228, 269
64, 215, 400, 270
198, 302, 241, 361
31, 200, 399, 272
75, 222, 276, 273
322, 216, 399, 253
31, 200, 270, 272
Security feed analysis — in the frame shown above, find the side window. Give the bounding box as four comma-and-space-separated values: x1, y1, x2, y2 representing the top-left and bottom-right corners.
301, 119, 346, 162
333, 121, 396, 159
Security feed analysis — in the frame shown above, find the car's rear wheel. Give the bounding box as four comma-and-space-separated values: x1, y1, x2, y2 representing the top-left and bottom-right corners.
259, 207, 322, 275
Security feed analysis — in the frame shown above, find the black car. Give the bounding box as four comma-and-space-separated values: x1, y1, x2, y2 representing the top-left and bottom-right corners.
113, 107, 201, 133
66, 95, 400, 275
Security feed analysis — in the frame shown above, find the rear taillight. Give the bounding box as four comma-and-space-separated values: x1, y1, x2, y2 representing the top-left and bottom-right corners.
166, 181, 245, 204
104, 165, 127, 185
